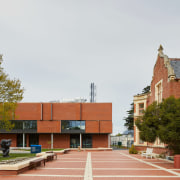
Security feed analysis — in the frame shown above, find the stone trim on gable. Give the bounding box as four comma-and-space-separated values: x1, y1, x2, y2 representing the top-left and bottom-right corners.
158, 48, 176, 81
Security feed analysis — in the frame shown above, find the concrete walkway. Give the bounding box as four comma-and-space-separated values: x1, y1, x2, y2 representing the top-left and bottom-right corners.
0, 150, 180, 180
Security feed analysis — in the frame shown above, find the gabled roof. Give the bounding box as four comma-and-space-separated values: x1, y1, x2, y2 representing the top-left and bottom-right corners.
170, 59, 180, 79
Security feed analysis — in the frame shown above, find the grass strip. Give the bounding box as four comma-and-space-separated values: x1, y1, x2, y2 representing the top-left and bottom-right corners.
0, 153, 36, 161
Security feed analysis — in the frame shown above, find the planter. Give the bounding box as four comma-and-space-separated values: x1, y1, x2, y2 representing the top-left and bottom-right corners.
174, 155, 180, 168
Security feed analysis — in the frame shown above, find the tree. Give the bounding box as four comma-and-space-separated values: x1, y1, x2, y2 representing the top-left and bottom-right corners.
135, 102, 160, 143
0, 55, 24, 130
142, 85, 150, 94
124, 85, 150, 130
124, 103, 134, 130
116, 133, 122, 136
135, 96, 180, 154
158, 97, 180, 154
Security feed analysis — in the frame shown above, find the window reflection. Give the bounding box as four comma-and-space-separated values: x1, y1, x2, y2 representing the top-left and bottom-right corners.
11, 120, 37, 130
81, 121, 85, 130
24, 121, 37, 130
61, 120, 85, 132
76, 121, 81, 129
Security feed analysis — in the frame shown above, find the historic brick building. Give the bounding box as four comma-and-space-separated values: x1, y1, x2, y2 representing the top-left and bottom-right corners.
134, 45, 180, 153
0, 102, 112, 149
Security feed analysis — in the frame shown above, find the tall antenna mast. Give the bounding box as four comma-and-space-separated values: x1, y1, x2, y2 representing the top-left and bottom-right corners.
90, 82, 96, 102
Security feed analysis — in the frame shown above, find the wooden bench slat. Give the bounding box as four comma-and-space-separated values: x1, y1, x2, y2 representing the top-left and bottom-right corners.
29, 158, 45, 169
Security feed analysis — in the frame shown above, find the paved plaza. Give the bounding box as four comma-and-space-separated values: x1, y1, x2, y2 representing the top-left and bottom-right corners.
1, 150, 180, 180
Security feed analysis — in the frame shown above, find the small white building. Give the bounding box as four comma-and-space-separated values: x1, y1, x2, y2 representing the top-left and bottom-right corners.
111, 130, 134, 148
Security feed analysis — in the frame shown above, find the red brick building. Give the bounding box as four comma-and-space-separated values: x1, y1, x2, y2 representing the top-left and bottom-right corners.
134, 45, 180, 153
0, 102, 112, 148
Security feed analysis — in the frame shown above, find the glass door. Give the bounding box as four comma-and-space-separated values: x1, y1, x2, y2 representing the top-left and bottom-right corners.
17, 134, 26, 147
70, 134, 80, 148
29, 134, 39, 146
82, 134, 92, 148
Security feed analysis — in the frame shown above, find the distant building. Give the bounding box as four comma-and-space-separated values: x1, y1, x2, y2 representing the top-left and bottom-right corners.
0, 102, 112, 149
111, 130, 134, 148
134, 45, 180, 154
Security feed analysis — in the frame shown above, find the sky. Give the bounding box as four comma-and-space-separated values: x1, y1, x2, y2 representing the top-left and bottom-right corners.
0, 0, 180, 135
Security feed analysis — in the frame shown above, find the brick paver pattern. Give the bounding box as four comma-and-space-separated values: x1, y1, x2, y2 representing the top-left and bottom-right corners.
0, 150, 180, 180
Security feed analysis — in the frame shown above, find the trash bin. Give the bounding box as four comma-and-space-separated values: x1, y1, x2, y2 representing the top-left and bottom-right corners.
174, 155, 180, 168
31, 145, 41, 153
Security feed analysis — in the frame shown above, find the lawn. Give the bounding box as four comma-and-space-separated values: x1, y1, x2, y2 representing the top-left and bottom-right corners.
41, 148, 63, 152
0, 148, 63, 161
13, 148, 64, 152
19, 148, 64, 152
0, 153, 36, 162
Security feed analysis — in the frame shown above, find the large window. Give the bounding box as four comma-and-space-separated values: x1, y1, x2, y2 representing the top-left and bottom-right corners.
157, 83, 162, 103
138, 103, 144, 115
61, 120, 85, 133
0, 120, 37, 133
24, 121, 37, 130
14, 120, 23, 130
155, 80, 163, 104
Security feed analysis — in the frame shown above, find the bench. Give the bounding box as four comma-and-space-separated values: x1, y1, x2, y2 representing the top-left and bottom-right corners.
64, 149, 70, 154
29, 158, 45, 169
46, 151, 57, 160
141, 148, 153, 159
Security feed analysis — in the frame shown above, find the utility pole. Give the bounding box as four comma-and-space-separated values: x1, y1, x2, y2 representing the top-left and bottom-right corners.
90, 83, 96, 103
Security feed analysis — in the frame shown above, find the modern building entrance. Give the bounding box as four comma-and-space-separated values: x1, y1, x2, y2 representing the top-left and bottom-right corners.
29, 134, 39, 146
17, 134, 39, 147
70, 134, 80, 148
17, 134, 26, 147
70, 134, 92, 148
82, 134, 92, 148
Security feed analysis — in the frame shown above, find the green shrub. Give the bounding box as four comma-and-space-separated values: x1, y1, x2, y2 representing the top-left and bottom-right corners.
158, 153, 166, 159
129, 144, 138, 154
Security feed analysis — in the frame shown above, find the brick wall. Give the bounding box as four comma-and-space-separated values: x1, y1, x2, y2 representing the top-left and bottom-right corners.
134, 104, 136, 113
85, 120, 112, 134
149, 56, 180, 104
100, 121, 112, 133
53, 103, 80, 120
0, 134, 17, 147
39, 134, 51, 149
92, 134, 108, 148
134, 55, 180, 152
39, 134, 70, 148
134, 126, 136, 142
42, 103, 51, 120
26, 134, 29, 147
82, 103, 112, 120
53, 134, 70, 148
15, 102, 112, 120
0, 133, 110, 148
86, 120, 99, 133
15, 103, 42, 120
169, 81, 180, 98
10, 102, 112, 148
14, 102, 112, 134
37, 120, 61, 133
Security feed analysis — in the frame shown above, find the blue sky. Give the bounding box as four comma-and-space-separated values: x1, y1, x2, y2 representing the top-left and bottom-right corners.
0, 0, 180, 134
